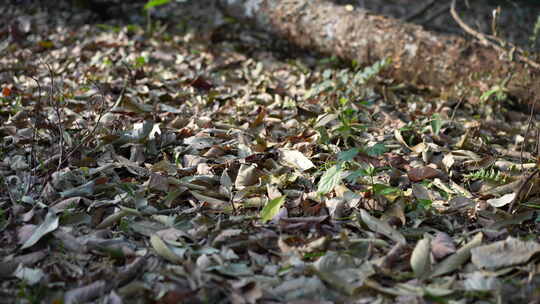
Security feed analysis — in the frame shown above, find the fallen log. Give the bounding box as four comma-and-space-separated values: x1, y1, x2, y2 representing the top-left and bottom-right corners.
217, 0, 539, 109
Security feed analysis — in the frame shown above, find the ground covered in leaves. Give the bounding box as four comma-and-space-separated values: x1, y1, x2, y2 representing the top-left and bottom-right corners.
1, 1, 540, 303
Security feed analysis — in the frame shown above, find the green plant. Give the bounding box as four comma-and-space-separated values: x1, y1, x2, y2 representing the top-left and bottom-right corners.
417, 198, 433, 210
522, 202, 540, 211
144, 0, 171, 10
366, 142, 387, 157
317, 147, 399, 197
119, 218, 130, 233
480, 75, 511, 103
305, 57, 390, 105
430, 113, 443, 136
398, 122, 423, 146
115, 181, 138, 198
463, 168, 508, 183
309, 59, 390, 147
133, 55, 148, 69
335, 107, 366, 144
260, 196, 286, 223
317, 163, 344, 195
2, 94, 24, 115
144, 0, 172, 33
17, 282, 48, 304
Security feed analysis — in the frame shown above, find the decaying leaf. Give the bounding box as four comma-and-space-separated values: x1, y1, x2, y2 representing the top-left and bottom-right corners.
431, 232, 456, 260
150, 234, 183, 264
64, 280, 109, 304
235, 164, 263, 189
313, 251, 375, 295
486, 193, 515, 208
21, 209, 59, 249
471, 237, 540, 269
431, 232, 483, 277
463, 272, 501, 291
14, 264, 44, 285
407, 166, 441, 182
278, 148, 315, 172
410, 235, 431, 279
360, 209, 406, 244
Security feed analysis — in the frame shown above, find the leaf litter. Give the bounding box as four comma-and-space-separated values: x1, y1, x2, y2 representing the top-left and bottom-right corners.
1, 1, 540, 303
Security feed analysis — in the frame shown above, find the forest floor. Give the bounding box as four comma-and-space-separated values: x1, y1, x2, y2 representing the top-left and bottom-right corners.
1, 1, 540, 303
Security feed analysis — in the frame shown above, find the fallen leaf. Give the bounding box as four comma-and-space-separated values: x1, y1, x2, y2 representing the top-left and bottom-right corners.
407, 166, 441, 182
431, 232, 456, 260
486, 193, 515, 208
278, 148, 315, 172
431, 232, 483, 277
360, 209, 406, 244
260, 196, 286, 223
410, 235, 431, 279
21, 209, 59, 249
471, 237, 540, 269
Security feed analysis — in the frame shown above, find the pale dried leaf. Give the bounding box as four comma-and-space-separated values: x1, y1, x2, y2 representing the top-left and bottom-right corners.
431, 232, 456, 260
410, 235, 431, 279
150, 234, 183, 264
486, 193, 515, 208
431, 232, 483, 277
21, 209, 59, 249
471, 237, 540, 269
360, 209, 406, 244
278, 148, 314, 172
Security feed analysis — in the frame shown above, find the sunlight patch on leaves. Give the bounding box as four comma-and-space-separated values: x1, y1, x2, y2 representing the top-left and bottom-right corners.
317, 165, 343, 195
21, 209, 59, 249
260, 196, 286, 223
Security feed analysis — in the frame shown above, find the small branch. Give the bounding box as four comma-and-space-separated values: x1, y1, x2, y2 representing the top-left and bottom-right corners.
508, 169, 539, 213
450, 0, 540, 70
43, 62, 66, 171
61, 76, 127, 164
522, 96, 538, 168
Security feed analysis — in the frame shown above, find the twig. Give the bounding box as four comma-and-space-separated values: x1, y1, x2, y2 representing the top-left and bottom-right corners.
43, 63, 66, 171
508, 169, 539, 213
536, 126, 540, 158
449, 96, 464, 123
28, 76, 41, 173
522, 96, 538, 169
450, 0, 540, 70
61, 76, 127, 164
36, 67, 128, 199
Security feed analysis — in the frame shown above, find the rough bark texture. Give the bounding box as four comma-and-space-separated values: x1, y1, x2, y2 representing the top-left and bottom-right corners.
218, 0, 539, 107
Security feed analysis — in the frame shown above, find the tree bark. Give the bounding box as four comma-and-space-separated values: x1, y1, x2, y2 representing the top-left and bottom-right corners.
217, 0, 539, 108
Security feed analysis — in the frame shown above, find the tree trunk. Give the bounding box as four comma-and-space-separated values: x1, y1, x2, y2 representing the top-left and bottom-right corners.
217, 0, 539, 108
